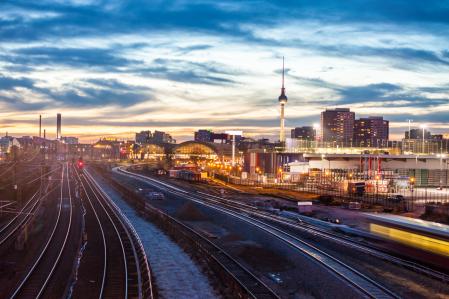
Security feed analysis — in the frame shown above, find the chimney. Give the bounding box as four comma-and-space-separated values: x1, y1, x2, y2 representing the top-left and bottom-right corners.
56, 113, 61, 140
39, 115, 42, 138
44, 129, 46, 139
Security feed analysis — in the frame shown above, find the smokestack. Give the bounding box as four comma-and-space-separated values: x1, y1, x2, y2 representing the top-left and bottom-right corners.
44, 129, 46, 139
39, 115, 42, 138
56, 113, 61, 140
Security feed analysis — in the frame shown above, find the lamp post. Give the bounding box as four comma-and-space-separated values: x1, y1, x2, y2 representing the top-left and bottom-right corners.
313, 123, 320, 150
407, 119, 413, 153
225, 130, 243, 167
409, 176, 415, 210
321, 154, 325, 185
420, 124, 427, 154
278, 167, 283, 183
375, 174, 380, 202
438, 154, 446, 190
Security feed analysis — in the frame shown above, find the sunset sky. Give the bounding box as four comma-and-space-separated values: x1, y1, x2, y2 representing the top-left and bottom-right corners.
1, 1, 449, 142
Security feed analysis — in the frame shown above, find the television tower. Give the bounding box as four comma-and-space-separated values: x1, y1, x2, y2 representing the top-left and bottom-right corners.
278, 57, 288, 143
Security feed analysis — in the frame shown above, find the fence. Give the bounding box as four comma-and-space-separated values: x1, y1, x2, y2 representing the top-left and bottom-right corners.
213, 172, 449, 212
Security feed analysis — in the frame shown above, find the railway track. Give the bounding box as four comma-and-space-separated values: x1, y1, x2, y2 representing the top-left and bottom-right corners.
75, 167, 153, 299
193, 192, 449, 283
126, 167, 449, 283
0, 190, 40, 247
9, 163, 73, 299
89, 169, 278, 299
118, 167, 400, 299
0, 165, 60, 248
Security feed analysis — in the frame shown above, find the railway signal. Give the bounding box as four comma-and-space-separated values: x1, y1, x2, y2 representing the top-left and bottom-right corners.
77, 158, 84, 170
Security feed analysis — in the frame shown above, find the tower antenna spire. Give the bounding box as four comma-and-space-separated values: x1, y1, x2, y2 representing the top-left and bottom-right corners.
282, 56, 285, 89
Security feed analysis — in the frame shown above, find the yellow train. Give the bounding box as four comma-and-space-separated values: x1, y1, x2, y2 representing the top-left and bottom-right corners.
367, 214, 449, 258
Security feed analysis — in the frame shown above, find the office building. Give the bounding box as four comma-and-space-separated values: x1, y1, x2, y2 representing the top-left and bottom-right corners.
321, 108, 355, 143
152, 130, 176, 144
194, 130, 213, 142
353, 116, 389, 147
291, 126, 316, 141
61, 136, 79, 145
405, 128, 432, 140
136, 130, 152, 144
136, 130, 176, 144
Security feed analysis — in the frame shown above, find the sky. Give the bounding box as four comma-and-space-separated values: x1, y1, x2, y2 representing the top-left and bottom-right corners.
1, 0, 449, 142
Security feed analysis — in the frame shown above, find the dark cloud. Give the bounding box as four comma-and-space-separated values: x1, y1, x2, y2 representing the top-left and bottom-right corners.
0, 1, 261, 42
338, 83, 402, 104
2, 1, 449, 43
0, 94, 48, 111
175, 44, 212, 54
136, 58, 238, 85
336, 82, 449, 107
42, 78, 153, 107
1, 0, 449, 137
6, 46, 141, 70
352, 47, 449, 67
0, 74, 35, 90
0, 76, 153, 110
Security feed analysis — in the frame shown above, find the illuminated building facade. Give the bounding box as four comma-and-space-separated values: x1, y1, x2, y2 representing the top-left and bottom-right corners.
353, 116, 389, 147
291, 126, 316, 141
321, 108, 355, 144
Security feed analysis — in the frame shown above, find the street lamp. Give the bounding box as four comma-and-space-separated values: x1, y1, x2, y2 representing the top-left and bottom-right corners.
437, 154, 446, 190
313, 123, 320, 149
420, 124, 427, 154
278, 167, 283, 183
406, 119, 413, 153
225, 130, 243, 167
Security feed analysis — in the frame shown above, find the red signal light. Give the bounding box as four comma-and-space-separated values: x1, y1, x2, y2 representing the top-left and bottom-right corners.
77, 161, 84, 168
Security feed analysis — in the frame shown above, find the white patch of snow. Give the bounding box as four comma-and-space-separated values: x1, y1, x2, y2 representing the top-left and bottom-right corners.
94, 176, 218, 299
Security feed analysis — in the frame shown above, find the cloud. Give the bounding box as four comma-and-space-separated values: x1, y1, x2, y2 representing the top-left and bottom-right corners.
336, 82, 449, 108
42, 78, 153, 107
0, 74, 35, 90
5, 46, 141, 70
1, 1, 449, 140
175, 44, 212, 54
136, 58, 239, 85
0, 76, 153, 110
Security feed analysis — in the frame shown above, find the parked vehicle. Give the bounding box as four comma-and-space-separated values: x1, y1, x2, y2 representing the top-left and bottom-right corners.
387, 194, 405, 203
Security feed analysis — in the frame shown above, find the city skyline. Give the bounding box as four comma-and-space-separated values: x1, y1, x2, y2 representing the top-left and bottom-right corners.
1, 1, 449, 142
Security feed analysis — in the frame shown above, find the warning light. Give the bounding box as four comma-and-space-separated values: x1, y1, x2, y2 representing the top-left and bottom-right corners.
77, 160, 84, 169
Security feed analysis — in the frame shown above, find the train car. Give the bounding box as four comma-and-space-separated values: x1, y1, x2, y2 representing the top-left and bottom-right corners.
366, 213, 449, 270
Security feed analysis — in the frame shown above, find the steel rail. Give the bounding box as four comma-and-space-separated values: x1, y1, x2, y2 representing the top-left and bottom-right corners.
9, 164, 67, 299
119, 168, 400, 299
73, 166, 107, 299
0, 190, 39, 235
35, 163, 73, 298
84, 170, 151, 299
195, 191, 449, 283
105, 168, 277, 299
79, 169, 129, 299
0, 180, 59, 247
